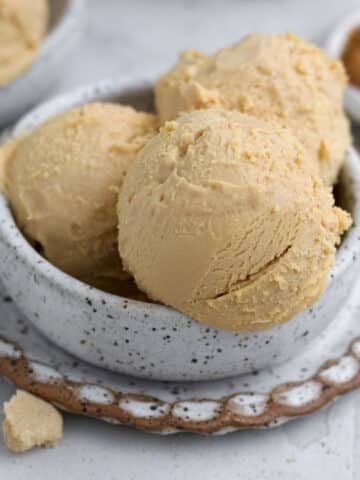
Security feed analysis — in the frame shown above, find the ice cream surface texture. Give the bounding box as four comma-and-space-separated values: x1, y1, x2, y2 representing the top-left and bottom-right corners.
1, 102, 158, 287
3, 390, 63, 453
0, 0, 48, 86
118, 109, 351, 332
155, 33, 350, 185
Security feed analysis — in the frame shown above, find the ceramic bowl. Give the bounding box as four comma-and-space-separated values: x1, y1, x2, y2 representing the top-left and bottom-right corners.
0, 0, 85, 128
0, 77, 360, 382
324, 8, 360, 124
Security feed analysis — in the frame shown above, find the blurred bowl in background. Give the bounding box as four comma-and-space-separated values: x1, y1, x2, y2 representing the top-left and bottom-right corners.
325, 8, 360, 124
0, 0, 85, 128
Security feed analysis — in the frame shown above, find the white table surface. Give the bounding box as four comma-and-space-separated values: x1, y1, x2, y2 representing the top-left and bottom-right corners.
2, 0, 360, 478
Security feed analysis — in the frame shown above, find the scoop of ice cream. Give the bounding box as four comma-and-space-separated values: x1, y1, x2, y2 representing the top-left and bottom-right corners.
0, 0, 48, 86
155, 33, 350, 185
1, 102, 158, 286
118, 109, 351, 332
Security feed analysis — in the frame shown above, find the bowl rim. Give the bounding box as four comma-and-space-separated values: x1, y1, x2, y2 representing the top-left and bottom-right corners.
324, 7, 360, 59
324, 7, 360, 121
0, 0, 85, 92
1, 76, 360, 320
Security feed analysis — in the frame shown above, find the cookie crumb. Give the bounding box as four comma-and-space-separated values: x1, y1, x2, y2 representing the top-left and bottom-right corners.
2, 390, 63, 453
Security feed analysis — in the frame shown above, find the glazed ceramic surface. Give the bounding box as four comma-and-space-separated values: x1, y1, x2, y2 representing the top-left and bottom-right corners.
324, 8, 360, 124
1, 78, 360, 382
0, 0, 85, 128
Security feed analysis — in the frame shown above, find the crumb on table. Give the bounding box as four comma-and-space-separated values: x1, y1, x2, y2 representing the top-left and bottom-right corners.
2, 390, 63, 453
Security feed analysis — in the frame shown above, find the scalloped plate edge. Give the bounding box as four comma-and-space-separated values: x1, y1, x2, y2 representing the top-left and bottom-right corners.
1, 334, 360, 434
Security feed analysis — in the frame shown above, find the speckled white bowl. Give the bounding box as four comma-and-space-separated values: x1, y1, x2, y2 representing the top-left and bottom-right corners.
0, 0, 85, 128
1, 77, 360, 382
324, 8, 360, 124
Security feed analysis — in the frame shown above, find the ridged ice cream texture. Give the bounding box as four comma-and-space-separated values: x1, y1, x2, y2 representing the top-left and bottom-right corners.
118, 109, 351, 332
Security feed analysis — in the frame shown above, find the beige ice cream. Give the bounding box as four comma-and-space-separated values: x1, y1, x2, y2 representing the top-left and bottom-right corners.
118, 109, 351, 332
0, 0, 48, 86
1, 102, 158, 288
155, 33, 351, 185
